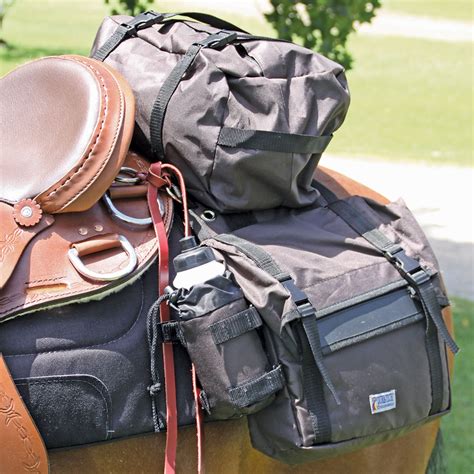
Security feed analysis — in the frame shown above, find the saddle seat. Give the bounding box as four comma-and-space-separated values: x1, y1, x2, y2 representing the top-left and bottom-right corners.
0, 56, 173, 322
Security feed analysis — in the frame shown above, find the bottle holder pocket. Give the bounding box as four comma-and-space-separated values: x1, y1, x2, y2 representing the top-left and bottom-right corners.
174, 274, 283, 420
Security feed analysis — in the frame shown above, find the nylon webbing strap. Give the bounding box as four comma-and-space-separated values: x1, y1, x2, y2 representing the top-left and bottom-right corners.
281, 279, 341, 406
171, 11, 249, 33
213, 234, 290, 281
315, 182, 458, 415
213, 233, 340, 406
324, 197, 458, 354
158, 321, 185, 345
228, 366, 284, 408
296, 325, 331, 443
217, 128, 333, 154
150, 31, 237, 161
423, 304, 444, 415
210, 307, 262, 344
92, 11, 165, 61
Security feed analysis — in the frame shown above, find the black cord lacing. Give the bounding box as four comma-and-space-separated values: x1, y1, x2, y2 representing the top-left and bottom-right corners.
146, 293, 170, 431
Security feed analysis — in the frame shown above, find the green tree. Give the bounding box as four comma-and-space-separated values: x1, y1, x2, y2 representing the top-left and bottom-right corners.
105, 0, 153, 16
265, 0, 381, 69
0, 0, 15, 47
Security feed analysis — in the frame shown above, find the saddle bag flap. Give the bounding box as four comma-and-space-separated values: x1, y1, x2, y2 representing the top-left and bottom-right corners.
199, 195, 453, 464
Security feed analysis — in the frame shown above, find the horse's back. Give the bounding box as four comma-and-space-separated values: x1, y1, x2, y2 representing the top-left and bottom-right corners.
49, 168, 449, 473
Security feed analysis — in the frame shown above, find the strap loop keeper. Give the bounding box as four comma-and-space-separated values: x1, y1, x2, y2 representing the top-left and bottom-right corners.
158, 321, 185, 345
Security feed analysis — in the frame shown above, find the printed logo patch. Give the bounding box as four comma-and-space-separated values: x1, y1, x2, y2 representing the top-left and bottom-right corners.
369, 389, 396, 414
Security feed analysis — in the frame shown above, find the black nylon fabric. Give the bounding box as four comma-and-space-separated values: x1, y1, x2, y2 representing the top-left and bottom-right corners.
176, 275, 277, 420
1, 193, 453, 462
202, 193, 453, 463
217, 127, 333, 154
149, 31, 237, 161
91, 13, 350, 212
210, 307, 262, 344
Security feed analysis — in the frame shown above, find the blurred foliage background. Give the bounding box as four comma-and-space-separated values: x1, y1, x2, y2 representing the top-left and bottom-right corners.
0, 1, 472, 472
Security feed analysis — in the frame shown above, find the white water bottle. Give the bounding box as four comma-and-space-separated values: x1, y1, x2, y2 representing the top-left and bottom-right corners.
172, 236, 225, 290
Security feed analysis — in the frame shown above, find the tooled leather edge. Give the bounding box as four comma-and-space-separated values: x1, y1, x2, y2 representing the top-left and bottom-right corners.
0, 209, 55, 290
0, 193, 174, 322
0, 354, 49, 474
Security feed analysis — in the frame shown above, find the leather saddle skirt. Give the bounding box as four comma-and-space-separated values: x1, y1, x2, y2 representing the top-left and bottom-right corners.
0, 56, 172, 321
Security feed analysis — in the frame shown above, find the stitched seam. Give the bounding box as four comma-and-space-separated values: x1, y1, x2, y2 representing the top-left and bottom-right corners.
316, 280, 407, 314
4, 279, 144, 358
44, 58, 111, 199
55, 61, 124, 210
26, 276, 66, 285
300, 260, 392, 293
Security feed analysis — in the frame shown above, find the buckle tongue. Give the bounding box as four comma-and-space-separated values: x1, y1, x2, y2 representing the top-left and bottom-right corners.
281, 278, 308, 306
204, 31, 237, 49
120, 10, 164, 37
386, 248, 431, 287
386, 248, 421, 274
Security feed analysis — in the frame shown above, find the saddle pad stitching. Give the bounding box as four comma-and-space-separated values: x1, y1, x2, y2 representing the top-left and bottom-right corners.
0, 196, 172, 317
43, 58, 116, 203
4, 278, 144, 358
15, 377, 112, 437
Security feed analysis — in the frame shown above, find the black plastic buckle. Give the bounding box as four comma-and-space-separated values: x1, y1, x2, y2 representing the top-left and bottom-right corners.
204, 31, 238, 49
386, 248, 421, 274
386, 248, 431, 288
281, 277, 317, 319
405, 269, 431, 287
120, 11, 163, 37
281, 278, 308, 306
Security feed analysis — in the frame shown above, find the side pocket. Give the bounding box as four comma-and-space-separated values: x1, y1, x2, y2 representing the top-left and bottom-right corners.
15, 374, 112, 449
176, 274, 284, 420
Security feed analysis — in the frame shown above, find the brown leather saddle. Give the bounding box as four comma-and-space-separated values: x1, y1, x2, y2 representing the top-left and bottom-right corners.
0, 55, 173, 322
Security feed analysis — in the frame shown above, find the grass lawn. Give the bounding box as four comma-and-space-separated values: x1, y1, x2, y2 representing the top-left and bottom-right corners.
443, 297, 474, 473
384, 0, 473, 21
2, 1, 472, 167
328, 35, 473, 166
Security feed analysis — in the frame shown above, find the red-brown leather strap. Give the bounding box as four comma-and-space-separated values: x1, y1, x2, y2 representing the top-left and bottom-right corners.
161, 162, 204, 473
147, 163, 177, 474
71, 233, 122, 257
192, 365, 205, 474
0, 354, 49, 474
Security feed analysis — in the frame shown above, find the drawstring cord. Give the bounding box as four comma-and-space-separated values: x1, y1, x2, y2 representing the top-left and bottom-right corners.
146, 293, 170, 431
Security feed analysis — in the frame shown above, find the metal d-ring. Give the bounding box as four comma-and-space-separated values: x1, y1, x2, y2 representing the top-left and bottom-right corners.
102, 192, 164, 226
68, 235, 138, 282
114, 167, 143, 185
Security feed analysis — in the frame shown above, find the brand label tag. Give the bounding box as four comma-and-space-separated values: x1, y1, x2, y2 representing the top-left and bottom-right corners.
369, 389, 396, 414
